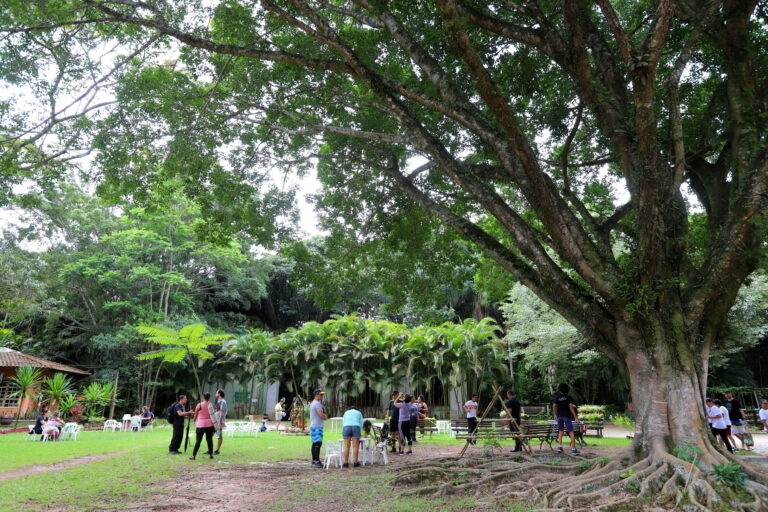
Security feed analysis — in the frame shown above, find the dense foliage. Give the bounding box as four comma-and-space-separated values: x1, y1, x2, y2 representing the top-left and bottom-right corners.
227, 315, 508, 404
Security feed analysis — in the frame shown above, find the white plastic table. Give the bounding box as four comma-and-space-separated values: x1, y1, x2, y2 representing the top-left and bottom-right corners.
327, 417, 343, 433
436, 420, 451, 435
336, 437, 373, 465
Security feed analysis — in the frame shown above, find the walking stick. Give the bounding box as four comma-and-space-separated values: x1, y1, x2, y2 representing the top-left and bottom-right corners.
183, 414, 191, 453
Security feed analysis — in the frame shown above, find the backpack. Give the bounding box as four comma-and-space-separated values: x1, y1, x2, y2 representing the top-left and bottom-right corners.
165, 403, 177, 424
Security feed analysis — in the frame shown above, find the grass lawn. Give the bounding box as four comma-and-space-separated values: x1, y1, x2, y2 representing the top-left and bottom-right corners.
0, 427, 631, 511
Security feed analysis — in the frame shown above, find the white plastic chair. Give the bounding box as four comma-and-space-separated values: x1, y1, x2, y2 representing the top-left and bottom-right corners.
41, 427, 57, 442
224, 422, 238, 437
121, 414, 132, 430
27, 426, 39, 441
242, 422, 258, 437
359, 438, 373, 466
324, 441, 342, 469
103, 419, 121, 432
60, 423, 81, 441
370, 441, 389, 465
129, 416, 142, 432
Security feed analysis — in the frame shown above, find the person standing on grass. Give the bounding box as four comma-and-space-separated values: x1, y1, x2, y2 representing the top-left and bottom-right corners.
505, 390, 523, 453
759, 400, 768, 432
386, 391, 401, 453
341, 404, 364, 468
394, 394, 414, 455
274, 397, 286, 431
213, 389, 227, 455
169, 395, 194, 455
464, 394, 479, 446
723, 391, 748, 450
417, 396, 429, 438
552, 383, 580, 455
190, 392, 218, 460
409, 397, 419, 443
309, 389, 327, 468
707, 398, 734, 453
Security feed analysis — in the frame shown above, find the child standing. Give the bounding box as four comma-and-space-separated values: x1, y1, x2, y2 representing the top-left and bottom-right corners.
552, 383, 579, 455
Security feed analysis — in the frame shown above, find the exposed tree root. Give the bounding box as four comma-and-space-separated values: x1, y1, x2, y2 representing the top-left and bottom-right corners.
391, 447, 768, 511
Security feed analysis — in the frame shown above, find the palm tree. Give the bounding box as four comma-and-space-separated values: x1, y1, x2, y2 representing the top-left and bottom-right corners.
136, 323, 231, 399
41, 372, 75, 413
80, 382, 114, 418
9, 366, 43, 427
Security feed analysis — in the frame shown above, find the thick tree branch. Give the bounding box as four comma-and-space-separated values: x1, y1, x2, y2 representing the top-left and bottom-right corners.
82, 0, 353, 74
381, 154, 622, 363
437, 0, 620, 308
594, 0, 632, 66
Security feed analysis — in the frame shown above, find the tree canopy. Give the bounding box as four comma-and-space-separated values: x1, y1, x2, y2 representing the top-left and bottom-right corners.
3, 2, 768, 500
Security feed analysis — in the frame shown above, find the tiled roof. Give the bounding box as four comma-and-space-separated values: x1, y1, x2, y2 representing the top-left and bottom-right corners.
0, 348, 90, 376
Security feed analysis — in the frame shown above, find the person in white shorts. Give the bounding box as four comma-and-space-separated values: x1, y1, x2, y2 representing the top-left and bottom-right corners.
274, 397, 286, 431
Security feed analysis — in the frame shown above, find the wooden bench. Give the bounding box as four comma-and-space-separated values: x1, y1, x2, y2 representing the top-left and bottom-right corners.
452, 419, 528, 447
583, 421, 604, 438
416, 418, 438, 437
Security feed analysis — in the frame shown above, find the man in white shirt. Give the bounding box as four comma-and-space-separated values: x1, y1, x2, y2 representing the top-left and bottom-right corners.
759, 400, 768, 432
309, 389, 327, 468
706, 398, 733, 453
464, 394, 479, 446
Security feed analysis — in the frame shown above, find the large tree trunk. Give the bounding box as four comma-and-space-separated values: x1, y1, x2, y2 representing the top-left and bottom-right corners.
621, 323, 711, 456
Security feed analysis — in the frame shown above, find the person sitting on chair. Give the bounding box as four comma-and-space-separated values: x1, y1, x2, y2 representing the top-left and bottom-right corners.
43, 412, 65, 440
32, 408, 47, 436
140, 406, 154, 427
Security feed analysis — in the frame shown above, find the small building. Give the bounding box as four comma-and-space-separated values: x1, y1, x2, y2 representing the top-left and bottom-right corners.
0, 348, 90, 418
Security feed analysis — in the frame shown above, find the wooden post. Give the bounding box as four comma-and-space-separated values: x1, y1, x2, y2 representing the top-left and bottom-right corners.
108, 370, 119, 420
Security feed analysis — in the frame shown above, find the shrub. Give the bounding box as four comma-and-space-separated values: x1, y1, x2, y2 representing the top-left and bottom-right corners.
711, 462, 747, 489
673, 442, 702, 464
580, 413, 604, 423
578, 405, 606, 416
610, 414, 635, 433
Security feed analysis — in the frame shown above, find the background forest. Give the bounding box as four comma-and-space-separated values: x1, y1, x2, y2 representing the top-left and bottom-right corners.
2, 178, 768, 415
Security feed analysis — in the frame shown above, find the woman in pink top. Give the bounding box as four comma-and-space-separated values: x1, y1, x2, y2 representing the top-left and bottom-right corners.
190, 392, 218, 460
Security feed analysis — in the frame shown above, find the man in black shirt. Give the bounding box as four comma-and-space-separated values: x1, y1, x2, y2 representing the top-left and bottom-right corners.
723, 391, 748, 450
552, 383, 579, 455
169, 395, 194, 454
505, 390, 522, 452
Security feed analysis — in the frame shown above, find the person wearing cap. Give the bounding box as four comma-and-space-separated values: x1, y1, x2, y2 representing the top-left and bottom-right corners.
275, 397, 286, 431
309, 389, 327, 468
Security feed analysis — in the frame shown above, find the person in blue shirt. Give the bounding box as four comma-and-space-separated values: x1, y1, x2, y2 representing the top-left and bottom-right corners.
341, 404, 364, 467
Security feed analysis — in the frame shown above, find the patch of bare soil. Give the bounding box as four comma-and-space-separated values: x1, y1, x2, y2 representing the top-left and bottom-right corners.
120, 443, 475, 512
0, 451, 129, 483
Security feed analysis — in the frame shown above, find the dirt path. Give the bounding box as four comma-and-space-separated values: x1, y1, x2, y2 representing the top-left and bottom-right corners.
0, 451, 130, 483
